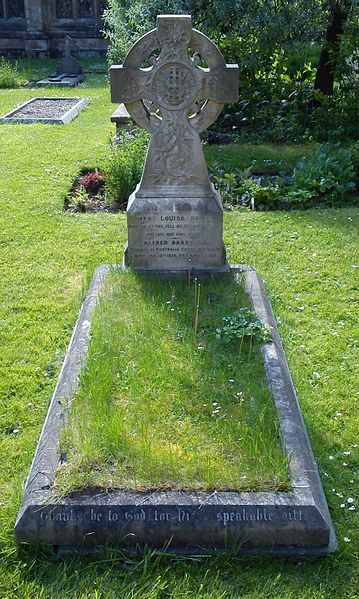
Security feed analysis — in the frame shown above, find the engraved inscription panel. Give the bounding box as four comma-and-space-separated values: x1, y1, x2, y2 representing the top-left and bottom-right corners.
36, 505, 308, 528
30, 503, 328, 549
127, 211, 224, 269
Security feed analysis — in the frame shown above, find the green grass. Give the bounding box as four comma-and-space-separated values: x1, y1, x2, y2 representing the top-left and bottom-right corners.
5, 56, 108, 86
58, 271, 288, 493
0, 59, 358, 598
0, 57, 26, 89
204, 142, 316, 174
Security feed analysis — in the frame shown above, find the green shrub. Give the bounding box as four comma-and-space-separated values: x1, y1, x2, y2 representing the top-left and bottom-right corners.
289, 143, 357, 207
210, 143, 359, 210
210, 164, 285, 211
105, 130, 149, 207
0, 58, 23, 88
216, 309, 272, 345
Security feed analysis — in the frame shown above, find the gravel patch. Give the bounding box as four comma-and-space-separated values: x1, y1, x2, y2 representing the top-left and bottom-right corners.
12, 98, 80, 119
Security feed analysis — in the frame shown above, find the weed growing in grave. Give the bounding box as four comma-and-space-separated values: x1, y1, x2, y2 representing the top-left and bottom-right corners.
216, 308, 271, 359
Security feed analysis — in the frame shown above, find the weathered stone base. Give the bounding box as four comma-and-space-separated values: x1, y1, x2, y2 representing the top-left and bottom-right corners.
14, 265, 337, 555
35, 74, 84, 88
126, 187, 227, 272
122, 251, 230, 279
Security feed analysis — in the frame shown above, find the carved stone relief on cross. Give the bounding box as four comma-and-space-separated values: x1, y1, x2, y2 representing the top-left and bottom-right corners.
110, 14, 239, 197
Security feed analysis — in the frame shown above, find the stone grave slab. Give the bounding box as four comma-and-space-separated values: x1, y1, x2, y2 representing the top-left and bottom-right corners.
110, 15, 239, 274
35, 35, 84, 88
35, 74, 85, 88
0, 97, 89, 124
14, 264, 336, 555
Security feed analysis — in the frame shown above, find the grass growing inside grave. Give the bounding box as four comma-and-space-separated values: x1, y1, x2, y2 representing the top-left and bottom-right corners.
0, 58, 358, 598
57, 271, 288, 493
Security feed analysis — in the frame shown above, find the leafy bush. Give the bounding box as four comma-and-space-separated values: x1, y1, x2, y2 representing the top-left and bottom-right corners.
105, 131, 149, 207
213, 47, 359, 143
0, 58, 23, 88
77, 170, 105, 196
210, 143, 359, 210
210, 164, 286, 211
289, 143, 357, 207
216, 309, 272, 345
216, 308, 271, 358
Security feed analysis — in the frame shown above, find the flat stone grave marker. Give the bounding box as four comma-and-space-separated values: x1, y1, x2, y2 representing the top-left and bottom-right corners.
35, 35, 84, 88
0, 97, 89, 125
110, 14, 239, 274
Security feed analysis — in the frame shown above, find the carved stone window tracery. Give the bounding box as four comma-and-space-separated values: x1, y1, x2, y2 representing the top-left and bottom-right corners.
1, 0, 25, 19
78, 0, 93, 16
55, 0, 106, 19
56, 0, 73, 18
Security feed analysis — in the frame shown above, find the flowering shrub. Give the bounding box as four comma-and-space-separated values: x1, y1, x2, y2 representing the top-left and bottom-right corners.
66, 169, 109, 212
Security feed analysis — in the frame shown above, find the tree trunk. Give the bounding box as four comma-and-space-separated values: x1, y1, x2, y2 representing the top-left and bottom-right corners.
314, 2, 350, 98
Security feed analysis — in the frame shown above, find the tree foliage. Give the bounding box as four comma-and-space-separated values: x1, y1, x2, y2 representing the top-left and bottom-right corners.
104, 0, 324, 65
103, 0, 359, 141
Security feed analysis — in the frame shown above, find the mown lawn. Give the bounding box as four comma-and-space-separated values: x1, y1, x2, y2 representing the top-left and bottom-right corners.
0, 60, 358, 598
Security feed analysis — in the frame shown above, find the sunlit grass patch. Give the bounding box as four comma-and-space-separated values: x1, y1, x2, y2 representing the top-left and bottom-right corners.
1, 59, 358, 597
0, 57, 26, 89
57, 270, 289, 493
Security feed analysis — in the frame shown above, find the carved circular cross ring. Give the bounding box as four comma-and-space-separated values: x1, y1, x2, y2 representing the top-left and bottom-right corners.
152, 63, 197, 111
110, 15, 238, 133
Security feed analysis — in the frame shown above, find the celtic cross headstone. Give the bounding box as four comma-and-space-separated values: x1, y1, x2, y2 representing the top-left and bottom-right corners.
110, 15, 239, 273
57, 35, 82, 76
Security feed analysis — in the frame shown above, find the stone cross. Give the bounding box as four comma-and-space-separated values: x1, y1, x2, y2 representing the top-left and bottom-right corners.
57, 35, 82, 76
64, 35, 74, 59
110, 15, 239, 273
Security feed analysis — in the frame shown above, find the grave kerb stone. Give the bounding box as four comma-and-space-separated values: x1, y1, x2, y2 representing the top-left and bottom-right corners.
0, 97, 89, 125
14, 264, 337, 555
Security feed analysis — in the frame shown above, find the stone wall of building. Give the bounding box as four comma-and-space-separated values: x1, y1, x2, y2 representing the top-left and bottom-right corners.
0, 0, 108, 57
